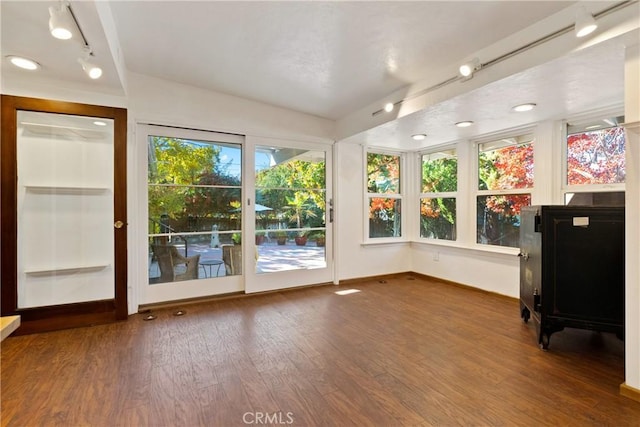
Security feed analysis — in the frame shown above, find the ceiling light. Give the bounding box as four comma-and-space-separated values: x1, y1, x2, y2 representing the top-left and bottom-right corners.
455, 121, 474, 128
93, 121, 107, 126
512, 103, 536, 112
48, 3, 74, 40
384, 102, 394, 113
412, 134, 427, 141
78, 57, 102, 79
459, 58, 480, 78
585, 124, 602, 130
7, 55, 40, 71
575, 7, 598, 38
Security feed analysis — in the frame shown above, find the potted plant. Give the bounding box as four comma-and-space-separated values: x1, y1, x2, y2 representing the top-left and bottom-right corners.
231, 232, 242, 245
314, 232, 325, 247
294, 231, 308, 246
274, 230, 288, 245
255, 231, 266, 245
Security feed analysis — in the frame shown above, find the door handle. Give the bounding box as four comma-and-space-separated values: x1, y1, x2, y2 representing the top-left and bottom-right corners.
114, 220, 125, 229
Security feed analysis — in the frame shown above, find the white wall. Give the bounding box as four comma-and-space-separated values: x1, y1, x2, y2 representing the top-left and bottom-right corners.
624, 44, 640, 392
127, 73, 334, 141
334, 142, 412, 281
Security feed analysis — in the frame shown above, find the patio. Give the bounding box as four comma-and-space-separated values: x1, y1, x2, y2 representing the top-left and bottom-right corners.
149, 241, 326, 281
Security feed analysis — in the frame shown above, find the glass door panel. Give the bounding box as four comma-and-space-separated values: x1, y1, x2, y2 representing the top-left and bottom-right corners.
254, 146, 327, 273
140, 125, 244, 305
16, 111, 115, 308
246, 140, 333, 293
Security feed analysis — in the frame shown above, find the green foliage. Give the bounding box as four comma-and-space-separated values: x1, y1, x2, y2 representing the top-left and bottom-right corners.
148, 137, 241, 227
422, 156, 457, 193
367, 153, 400, 194
284, 192, 317, 230
255, 157, 326, 228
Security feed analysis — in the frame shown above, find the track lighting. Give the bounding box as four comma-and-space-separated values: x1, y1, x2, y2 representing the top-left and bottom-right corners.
78, 54, 102, 79
575, 7, 597, 38
459, 58, 480, 78
48, 2, 74, 40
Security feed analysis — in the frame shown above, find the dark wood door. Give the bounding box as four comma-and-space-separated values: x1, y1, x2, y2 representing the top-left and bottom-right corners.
1, 95, 128, 334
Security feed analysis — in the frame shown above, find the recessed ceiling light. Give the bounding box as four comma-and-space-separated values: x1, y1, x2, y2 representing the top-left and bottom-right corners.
585, 124, 602, 130
93, 121, 107, 127
455, 121, 474, 128
384, 102, 394, 113
412, 134, 427, 141
7, 55, 40, 71
512, 103, 536, 112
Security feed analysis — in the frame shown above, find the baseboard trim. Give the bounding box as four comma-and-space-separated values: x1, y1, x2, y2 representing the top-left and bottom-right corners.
138, 281, 334, 312
620, 383, 640, 403
138, 271, 513, 313
411, 272, 517, 301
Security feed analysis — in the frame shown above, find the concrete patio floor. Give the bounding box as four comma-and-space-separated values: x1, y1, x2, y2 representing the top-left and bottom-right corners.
149, 241, 326, 281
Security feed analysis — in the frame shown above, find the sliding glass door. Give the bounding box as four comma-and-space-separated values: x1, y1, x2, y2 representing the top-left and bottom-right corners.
245, 138, 333, 293
137, 127, 333, 305
138, 125, 245, 304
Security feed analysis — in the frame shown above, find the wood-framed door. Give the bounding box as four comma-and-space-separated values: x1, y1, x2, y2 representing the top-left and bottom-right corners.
1, 95, 128, 334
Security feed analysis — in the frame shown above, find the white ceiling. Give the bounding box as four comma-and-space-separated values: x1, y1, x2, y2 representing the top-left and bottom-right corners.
1, 1, 636, 150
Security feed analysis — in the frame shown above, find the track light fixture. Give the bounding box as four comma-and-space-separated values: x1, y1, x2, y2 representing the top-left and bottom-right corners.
46, 2, 104, 80
78, 49, 102, 79
459, 58, 480, 79
49, 2, 74, 40
575, 7, 598, 38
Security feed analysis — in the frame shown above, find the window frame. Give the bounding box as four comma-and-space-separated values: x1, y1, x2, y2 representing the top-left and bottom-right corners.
474, 131, 535, 248
418, 145, 458, 242
562, 113, 626, 202
364, 147, 406, 243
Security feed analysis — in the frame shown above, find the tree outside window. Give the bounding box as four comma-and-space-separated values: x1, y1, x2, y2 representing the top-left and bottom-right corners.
420, 149, 457, 240
567, 124, 625, 186
367, 152, 402, 238
477, 134, 534, 248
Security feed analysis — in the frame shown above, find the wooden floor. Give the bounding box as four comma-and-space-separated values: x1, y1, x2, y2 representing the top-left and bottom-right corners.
2, 275, 639, 426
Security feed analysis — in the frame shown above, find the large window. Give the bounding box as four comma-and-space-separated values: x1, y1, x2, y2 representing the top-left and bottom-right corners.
564, 116, 625, 206
148, 135, 242, 283
477, 133, 533, 248
367, 152, 402, 238
420, 148, 457, 240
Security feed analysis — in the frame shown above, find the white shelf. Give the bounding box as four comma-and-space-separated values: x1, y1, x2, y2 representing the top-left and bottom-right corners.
24, 264, 110, 275
25, 185, 109, 194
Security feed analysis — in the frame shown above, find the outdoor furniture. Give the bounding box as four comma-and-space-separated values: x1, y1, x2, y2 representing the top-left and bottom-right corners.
200, 259, 224, 277
151, 244, 200, 283
222, 244, 242, 275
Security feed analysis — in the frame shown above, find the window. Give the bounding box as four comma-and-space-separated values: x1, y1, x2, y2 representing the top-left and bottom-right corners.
367, 151, 402, 238
148, 135, 242, 283
477, 133, 533, 248
564, 116, 625, 206
420, 148, 457, 240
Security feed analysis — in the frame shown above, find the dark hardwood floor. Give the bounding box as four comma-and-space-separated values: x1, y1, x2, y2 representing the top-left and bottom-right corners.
2, 274, 639, 426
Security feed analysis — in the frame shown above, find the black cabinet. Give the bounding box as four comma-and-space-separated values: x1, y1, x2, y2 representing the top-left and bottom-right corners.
519, 205, 624, 349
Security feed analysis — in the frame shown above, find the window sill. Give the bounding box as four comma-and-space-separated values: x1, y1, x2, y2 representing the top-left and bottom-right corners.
361, 240, 411, 247
411, 239, 520, 256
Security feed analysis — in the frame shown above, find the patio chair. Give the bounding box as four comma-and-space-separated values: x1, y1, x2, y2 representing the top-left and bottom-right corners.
151, 244, 200, 283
